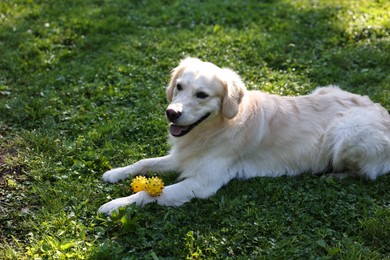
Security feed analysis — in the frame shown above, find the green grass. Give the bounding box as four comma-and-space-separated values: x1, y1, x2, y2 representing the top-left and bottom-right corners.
1, 0, 390, 258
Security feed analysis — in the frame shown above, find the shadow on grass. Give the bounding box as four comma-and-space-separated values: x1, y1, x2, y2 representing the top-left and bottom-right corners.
1, 0, 389, 131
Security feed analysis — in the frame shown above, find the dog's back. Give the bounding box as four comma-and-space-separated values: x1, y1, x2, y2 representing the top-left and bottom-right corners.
170, 86, 390, 180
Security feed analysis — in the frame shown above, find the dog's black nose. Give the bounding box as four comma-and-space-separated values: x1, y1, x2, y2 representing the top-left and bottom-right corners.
166, 109, 181, 122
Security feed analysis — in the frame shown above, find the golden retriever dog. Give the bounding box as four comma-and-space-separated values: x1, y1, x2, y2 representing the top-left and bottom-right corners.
98, 57, 390, 214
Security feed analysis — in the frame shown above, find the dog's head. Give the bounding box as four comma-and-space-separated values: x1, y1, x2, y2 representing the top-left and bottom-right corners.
166, 57, 245, 137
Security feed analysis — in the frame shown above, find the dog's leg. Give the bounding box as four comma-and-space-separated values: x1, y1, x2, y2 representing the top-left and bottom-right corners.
98, 179, 195, 214
99, 163, 236, 215
98, 176, 224, 215
326, 109, 390, 180
98, 191, 152, 214
102, 155, 174, 183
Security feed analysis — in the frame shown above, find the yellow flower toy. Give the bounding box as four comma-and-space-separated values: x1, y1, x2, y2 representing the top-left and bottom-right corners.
130, 176, 165, 197
146, 176, 165, 197
130, 176, 148, 193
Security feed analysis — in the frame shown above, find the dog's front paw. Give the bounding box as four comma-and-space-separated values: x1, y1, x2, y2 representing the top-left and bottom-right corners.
98, 197, 133, 215
102, 167, 128, 183
98, 192, 154, 215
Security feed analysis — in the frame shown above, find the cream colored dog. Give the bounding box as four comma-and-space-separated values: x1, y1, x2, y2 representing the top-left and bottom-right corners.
99, 57, 390, 214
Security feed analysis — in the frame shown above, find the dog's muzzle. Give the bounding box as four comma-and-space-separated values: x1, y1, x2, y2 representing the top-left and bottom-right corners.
166, 109, 182, 122
168, 112, 211, 137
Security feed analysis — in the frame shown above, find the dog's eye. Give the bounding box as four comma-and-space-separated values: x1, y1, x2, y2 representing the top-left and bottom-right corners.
196, 92, 209, 99
176, 83, 183, 91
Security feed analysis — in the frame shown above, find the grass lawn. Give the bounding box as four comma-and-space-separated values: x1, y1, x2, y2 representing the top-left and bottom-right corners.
1, 0, 390, 258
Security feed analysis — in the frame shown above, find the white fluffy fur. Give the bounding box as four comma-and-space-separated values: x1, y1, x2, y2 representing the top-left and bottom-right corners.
98, 57, 390, 214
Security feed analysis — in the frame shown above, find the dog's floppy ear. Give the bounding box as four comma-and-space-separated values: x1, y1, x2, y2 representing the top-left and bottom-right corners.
166, 57, 202, 102
220, 68, 245, 119
166, 66, 184, 102
166, 62, 185, 102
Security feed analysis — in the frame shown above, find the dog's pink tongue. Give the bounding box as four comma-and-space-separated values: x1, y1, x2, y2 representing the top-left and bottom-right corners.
170, 124, 188, 136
